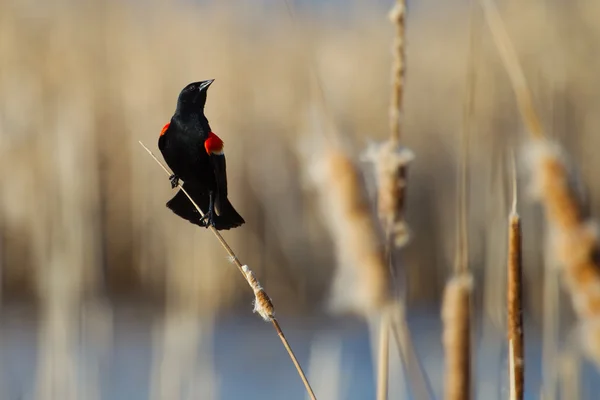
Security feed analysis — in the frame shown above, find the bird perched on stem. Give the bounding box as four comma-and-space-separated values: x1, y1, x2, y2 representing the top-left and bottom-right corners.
158, 79, 245, 230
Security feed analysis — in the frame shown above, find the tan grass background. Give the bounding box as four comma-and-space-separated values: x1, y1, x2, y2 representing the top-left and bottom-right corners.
1, 0, 599, 322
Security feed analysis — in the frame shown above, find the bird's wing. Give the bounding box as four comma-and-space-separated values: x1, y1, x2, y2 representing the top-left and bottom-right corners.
209, 153, 228, 216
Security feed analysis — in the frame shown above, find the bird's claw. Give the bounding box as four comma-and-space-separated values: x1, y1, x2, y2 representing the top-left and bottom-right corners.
169, 174, 180, 189
198, 210, 215, 228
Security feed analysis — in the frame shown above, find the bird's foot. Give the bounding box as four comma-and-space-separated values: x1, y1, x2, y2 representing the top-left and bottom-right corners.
169, 174, 180, 189
198, 210, 216, 228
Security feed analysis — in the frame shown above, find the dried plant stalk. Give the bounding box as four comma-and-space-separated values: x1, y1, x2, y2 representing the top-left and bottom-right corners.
480, 0, 600, 372
479, 0, 544, 139
442, 274, 472, 400
441, 3, 476, 396
529, 141, 600, 366
309, 147, 391, 314
376, 311, 390, 400
389, 303, 435, 400
139, 141, 317, 400
242, 265, 275, 321
361, 0, 413, 248
507, 201, 524, 400
362, 142, 414, 247
306, 142, 393, 398
388, 0, 406, 144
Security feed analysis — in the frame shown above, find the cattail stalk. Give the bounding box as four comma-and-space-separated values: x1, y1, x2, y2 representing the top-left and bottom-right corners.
368, 2, 434, 399
481, 0, 600, 371
376, 311, 390, 400
479, 0, 544, 139
507, 161, 524, 400
309, 147, 391, 314
305, 142, 395, 397
442, 274, 473, 400
139, 141, 317, 400
389, 303, 435, 399
533, 142, 600, 366
389, 0, 406, 145
442, 2, 477, 399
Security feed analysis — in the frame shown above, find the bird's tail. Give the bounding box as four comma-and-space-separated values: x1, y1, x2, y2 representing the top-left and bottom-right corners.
166, 183, 245, 230
216, 197, 245, 229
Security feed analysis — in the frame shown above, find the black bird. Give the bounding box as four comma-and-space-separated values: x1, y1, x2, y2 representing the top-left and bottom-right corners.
158, 79, 245, 230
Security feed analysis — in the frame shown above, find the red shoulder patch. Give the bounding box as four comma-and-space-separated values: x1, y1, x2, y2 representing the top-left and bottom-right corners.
204, 132, 224, 155
160, 122, 170, 137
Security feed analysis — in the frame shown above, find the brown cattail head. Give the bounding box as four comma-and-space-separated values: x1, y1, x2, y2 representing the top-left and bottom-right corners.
508, 210, 524, 400
361, 140, 414, 247
305, 142, 391, 315
241, 265, 274, 322
526, 139, 600, 367
442, 273, 472, 400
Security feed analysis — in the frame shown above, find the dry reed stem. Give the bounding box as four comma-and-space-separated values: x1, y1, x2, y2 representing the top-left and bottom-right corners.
441, 5, 476, 397
389, 303, 435, 400
455, 0, 478, 276
309, 147, 391, 314
507, 161, 524, 400
376, 312, 390, 400
479, 0, 544, 139
306, 143, 391, 398
362, 0, 412, 248
540, 240, 560, 400
369, 3, 425, 398
529, 141, 600, 367
480, 0, 600, 379
442, 274, 473, 400
361, 142, 414, 248
139, 141, 317, 400
388, 0, 406, 144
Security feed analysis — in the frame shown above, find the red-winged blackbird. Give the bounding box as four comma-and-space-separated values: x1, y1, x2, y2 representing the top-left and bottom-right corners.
158, 79, 245, 230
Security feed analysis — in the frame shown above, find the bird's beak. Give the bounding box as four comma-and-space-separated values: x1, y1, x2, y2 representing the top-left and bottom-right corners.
198, 79, 215, 91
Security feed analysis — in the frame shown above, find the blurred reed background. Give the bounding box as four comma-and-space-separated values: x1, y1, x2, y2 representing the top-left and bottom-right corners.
1, 0, 600, 399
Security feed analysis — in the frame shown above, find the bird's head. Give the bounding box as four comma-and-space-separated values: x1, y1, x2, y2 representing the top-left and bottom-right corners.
175, 79, 214, 115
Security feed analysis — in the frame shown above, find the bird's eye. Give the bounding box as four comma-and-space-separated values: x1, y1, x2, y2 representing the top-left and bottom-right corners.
188, 85, 195, 91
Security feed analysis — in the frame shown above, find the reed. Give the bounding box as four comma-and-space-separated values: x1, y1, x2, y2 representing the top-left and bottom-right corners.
442, 274, 473, 400
139, 142, 317, 400
306, 144, 391, 315
301, 122, 395, 396
507, 156, 524, 400
362, 1, 434, 399
442, 2, 478, 398
481, 0, 600, 371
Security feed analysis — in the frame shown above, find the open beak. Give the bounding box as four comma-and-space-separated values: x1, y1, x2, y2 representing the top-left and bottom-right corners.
198, 79, 215, 91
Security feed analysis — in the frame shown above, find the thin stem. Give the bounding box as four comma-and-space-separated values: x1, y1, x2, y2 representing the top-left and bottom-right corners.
139, 141, 317, 400
455, 0, 479, 275
376, 312, 390, 400
389, 0, 406, 144
389, 303, 435, 400
479, 0, 545, 139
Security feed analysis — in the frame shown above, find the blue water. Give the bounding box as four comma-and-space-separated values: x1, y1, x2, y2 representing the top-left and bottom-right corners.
0, 305, 597, 399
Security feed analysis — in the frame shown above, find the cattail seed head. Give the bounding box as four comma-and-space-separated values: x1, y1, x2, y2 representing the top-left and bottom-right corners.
442, 273, 472, 400
305, 144, 391, 315
527, 138, 600, 368
241, 264, 274, 321
507, 211, 524, 400
361, 140, 414, 247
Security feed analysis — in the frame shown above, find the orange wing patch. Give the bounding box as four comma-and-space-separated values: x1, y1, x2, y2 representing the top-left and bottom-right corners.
160, 122, 170, 137
204, 132, 224, 155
